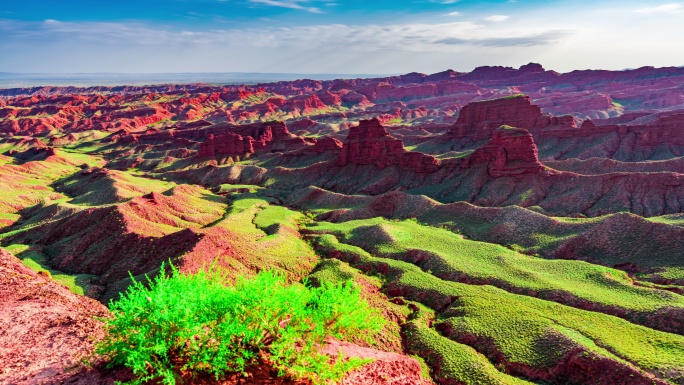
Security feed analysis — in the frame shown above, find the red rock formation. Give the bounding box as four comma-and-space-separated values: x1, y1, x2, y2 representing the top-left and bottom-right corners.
519, 62, 546, 73
253, 127, 273, 150
310, 136, 343, 153
435, 80, 481, 95
581, 118, 597, 130
197, 132, 255, 158
446, 95, 548, 142
337, 89, 371, 106
338, 118, 403, 168
285, 94, 328, 115
338, 118, 440, 173
267, 121, 308, 152
550, 114, 578, 127
289, 118, 317, 131
469, 126, 545, 177
318, 91, 342, 106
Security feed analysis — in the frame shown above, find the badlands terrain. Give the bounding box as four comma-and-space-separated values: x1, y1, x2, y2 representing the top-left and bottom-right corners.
2, 63, 684, 384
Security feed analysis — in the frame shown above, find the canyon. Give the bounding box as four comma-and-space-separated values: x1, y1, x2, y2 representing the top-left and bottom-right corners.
3, 63, 684, 385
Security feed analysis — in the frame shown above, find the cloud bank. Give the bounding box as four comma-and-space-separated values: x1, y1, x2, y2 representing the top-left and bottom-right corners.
0, 1, 682, 74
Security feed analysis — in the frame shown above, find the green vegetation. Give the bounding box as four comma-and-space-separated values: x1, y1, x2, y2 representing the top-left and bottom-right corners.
310, 233, 684, 384
474, 93, 526, 103
404, 303, 534, 385
637, 266, 684, 286
5, 244, 95, 295
647, 213, 684, 227
437, 279, 684, 380
57, 169, 176, 206
307, 258, 408, 353
306, 217, 684, 320
0, 150, 102, 216
211, 196, 319, 280
96, 265, 384, 385
5, 87, 684, 385
216, 183, 264, 194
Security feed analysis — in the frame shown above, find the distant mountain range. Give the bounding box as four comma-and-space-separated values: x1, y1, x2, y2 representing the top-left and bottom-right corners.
0, 72, 387, 88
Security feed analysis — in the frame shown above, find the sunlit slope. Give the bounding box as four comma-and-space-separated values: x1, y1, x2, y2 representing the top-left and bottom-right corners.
0, 149, 104, 227
305, 217, 684, 334
310, 233, 684, 385
290, 187, 684, 286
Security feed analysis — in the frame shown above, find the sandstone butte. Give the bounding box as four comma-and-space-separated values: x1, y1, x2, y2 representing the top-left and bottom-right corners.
440, 93, 684, 162
338, 118, 440, 173
467, 126, 545, 178
444, 95, 577, 142
336, 117, 544, 178
196, 121, 309, 158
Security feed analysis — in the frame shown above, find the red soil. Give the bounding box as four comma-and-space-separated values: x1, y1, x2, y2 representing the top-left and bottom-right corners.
0, 249, 132, 385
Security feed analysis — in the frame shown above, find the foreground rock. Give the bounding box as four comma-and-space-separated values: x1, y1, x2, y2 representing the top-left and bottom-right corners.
0, 248, 131, 385
325, 340, 431, 385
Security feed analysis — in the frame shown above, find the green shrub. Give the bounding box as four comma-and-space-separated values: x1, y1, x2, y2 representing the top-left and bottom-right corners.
95, 264, 385, 385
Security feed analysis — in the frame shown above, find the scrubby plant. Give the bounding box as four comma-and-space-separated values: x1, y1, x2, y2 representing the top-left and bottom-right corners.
95, 264, 385, 385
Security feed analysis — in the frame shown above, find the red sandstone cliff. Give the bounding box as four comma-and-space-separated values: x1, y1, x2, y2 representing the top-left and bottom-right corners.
338, 118, 440, 173
197, 132, 255, 159
468, 126, 546, 177
310, 136, 343, 154
446, 95, 548, 142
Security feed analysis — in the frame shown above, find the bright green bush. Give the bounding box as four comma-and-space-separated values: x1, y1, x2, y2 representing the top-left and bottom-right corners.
95, 264, 385, 385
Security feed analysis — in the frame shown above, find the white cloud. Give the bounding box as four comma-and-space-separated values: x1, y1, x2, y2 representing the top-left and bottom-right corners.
634, 3, 684, 14
484, 15, 509, 22
249, 0, 323, 13
436, 30, 567, 47
445, 11, 460, 16
1, 18, 564, 51
1, 1, 683, 74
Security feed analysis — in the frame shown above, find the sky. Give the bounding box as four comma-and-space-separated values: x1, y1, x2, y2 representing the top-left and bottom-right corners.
0, 0, 683, 75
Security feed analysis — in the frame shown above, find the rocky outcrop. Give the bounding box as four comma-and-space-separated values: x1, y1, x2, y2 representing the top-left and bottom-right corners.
192, 121, 310, 158
375, 83, 438, 102
323, 339, 431, 385
197, 132, 254, 159
469, 126, 545, 177
267, 121, 308, 152
289, 118, 317, 131
338, 118, 440, 173
338, 118, 403, 167
533, 109, 684, 160
318, 91, 342, 106
284, 94, 328, 115
310, 136, 343, 154
0, 248, 132, 384
446, 95, 548, 142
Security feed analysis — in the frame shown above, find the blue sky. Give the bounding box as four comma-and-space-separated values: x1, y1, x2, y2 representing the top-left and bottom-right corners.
1, 0, 683, 74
